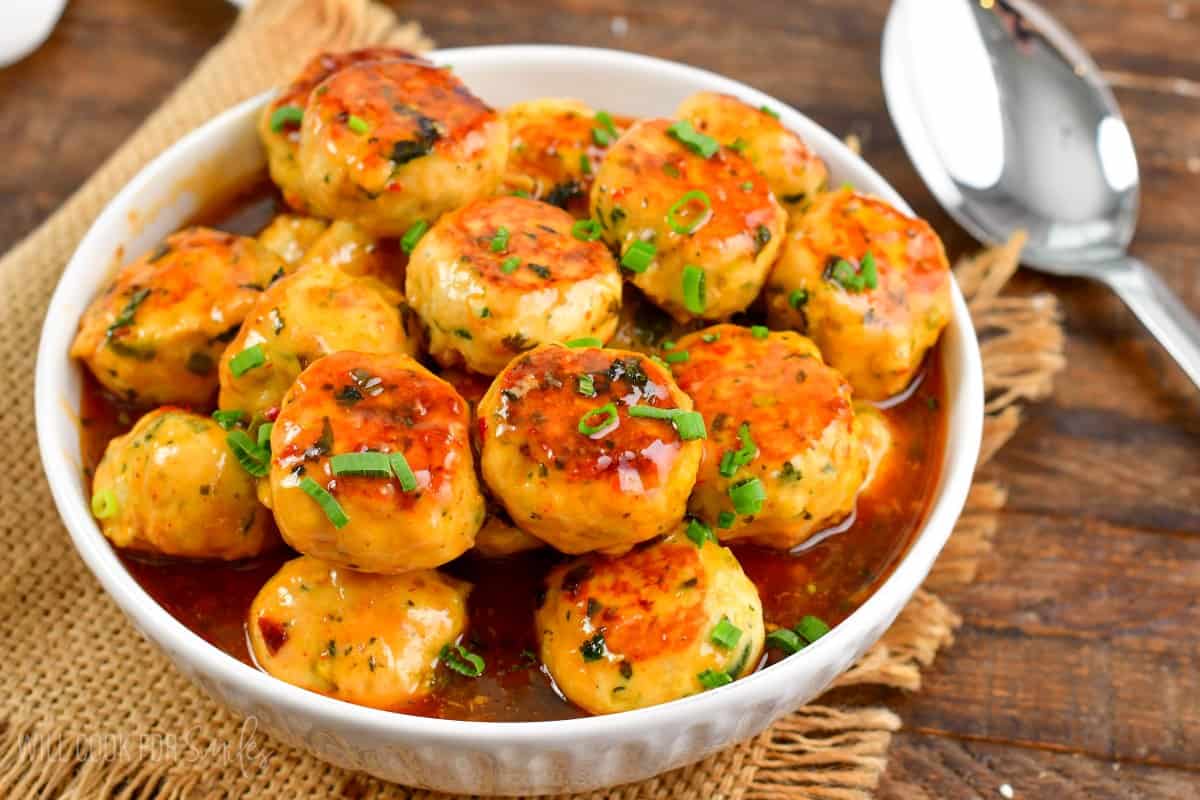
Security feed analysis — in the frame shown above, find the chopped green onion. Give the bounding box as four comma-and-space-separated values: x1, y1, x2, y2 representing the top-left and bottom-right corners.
667, 190, 712, 235
330, 451, 392, 478
490, 226, 510, 253
662, 340, 676, 350
577, 374, 596, 397
741, 181, 754, 192
859, 251, 878, 289
566, 337, 602, 348
107, 288, 150, 336
701, 332, 720, 343
710, 617, 743, 650
212, 409, 244, 430
401, 220, 428, 254
572, 218, 603, 241
729, 477, 766, 515
686, 518, 714, 548
728, 137, 748, 153
579, 153, 592, 175
682, 265, 706, 314
578, 403, 619, 436
501, 256, 520, 274
760, 105, 780, 119
388, 452, 418, 492
717, 511, 735, 529
788, 288, 809, 309
621, 240, 656, 273
664, 350, 689, 364
766, 628, 802, 655
592, 127, 614, 146
91, 489, 118, 519
827, 251, 878, 293
441, 643, 485, 677
719, 422, 758, 478
257, 422, 274, 449
796, 615, 831, 644
229, 344, 265, 377
299, 477, 349, 528
580, 631, 607, 661
672, 411, 707, 441
347, 115, 369, 135
227, 429, 269, 477
666, 120, 719, 158
750, 325, 769, 340
594, 110, 618, 138
697, 669, 732, 690
627, 405, 677, 421
269, 105, 303, 132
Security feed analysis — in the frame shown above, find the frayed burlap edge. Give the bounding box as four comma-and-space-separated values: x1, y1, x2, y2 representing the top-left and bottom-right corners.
0, 0, 1064, 796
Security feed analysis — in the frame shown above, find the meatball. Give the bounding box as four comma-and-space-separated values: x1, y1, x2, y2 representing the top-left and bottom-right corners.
70, 227, 288, 406
536, 530, 765, 715
477, 344, 702, 554
854, 403, 894, 491
764, 188, 953, 400
590, 118, 786, 321
296, 59, 508, 236
256, 214, 330, 266
258, 48, 428, 213
248, 555, 470, 710
675, 91, 828, 212
405, 195, 622, 375
89, 408, 276, 560
473, 511, 545, 558
671, 325, 868, 550
269, 351, 485, 573
217, 261, 418, 423
300, 219, 406, 291
502, 98, 626, 216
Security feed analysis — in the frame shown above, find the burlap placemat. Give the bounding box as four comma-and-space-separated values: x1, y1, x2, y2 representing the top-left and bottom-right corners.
0, 1, 1065, 797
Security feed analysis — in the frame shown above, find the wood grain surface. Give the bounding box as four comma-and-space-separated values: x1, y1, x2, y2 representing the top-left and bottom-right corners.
2, 0, 1198, 797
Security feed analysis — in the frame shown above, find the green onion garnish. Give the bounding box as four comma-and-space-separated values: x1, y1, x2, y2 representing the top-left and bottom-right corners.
299, 476, 349, 528
796, 614, 831, 644
594, 110, 618, 139
388, 452, 418, 492
571, 219, 602, 241
719, 422, 758, 478
501, 256, 520, 274
682, 265, 706, 314
401, 220, 428, 254
441, 643, 485, 677
212, 409, 244, 430
667, 190, 712, 235
717, 511, 735, 529
621, 240, 656, 273
566, 337, 602, 348
347, 115, 369, 135
701, 332, 719, 343
728, 137, 748, 153
710, 617, 743, 650
330, 451, 392, 478
257, 422, 273, 450
229, 344, 265, 377
627, 405, 677, 421
91, 489, 118, 519
750, 325, 769, 340
490, 226, 510, 253
577, 374, 596, 397
269, 105, 304, 132
697, 669, 732, 690
766, 628, 802, 654
664, 350, 689, 364
760, 105, 780, 119
579, 153, 592, 175
788, 288, 809, 309
106, 288, 150, 337
591, 127, 614, 146
578, 402, 619, 436
672, 411, 707, 441
580, 631, 607, 661
827, 251, 878, 293
686, 518, 714, 548
227, 429, 270, 477
666, 120, 719, 158
729, 477, 766, 515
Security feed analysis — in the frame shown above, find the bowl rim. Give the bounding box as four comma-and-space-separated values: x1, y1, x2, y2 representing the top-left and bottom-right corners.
35, 44, 983, 742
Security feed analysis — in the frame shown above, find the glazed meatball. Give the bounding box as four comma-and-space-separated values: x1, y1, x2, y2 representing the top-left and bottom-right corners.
296, 59, 508, 236
536, 530, 765, 715
70, 227, 288, 406
256, 214, 330, 266
676, 91, 828, 212
405, 195, 622, 375
300, 219, 406, 291
90, 408, 276, 560
477, 344, 702, 554
764, 188, 953, 400
671, 325, 868, 550
258, 48, 428, 213
217, 261, 418, 423
590, 118, 786, 321
473, 512, 545, 558
248, 555, 470, 710
269, 351, 485, 573
854, 403, 894, 491
502, 98, 626, 216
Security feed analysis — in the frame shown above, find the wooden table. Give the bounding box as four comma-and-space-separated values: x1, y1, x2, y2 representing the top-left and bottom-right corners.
4, 1, 1198, 796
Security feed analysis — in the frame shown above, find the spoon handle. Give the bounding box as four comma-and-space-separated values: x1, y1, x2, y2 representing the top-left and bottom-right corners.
1102, 257, 1200, 391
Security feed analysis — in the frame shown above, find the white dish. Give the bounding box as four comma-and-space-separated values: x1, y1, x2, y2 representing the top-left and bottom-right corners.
35, 46, 983, 795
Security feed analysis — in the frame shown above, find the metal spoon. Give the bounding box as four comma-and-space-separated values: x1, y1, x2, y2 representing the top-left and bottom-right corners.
881, 0, 1200, 389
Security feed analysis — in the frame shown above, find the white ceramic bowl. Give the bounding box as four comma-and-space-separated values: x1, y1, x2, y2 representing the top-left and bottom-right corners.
35, 46, 983, 795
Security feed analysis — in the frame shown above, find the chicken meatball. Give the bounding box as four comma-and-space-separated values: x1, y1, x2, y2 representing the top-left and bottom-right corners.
269, 351, 485, 573
477, 344, 702, 554
256, 214, 330, 266
217, 261, 418, 423
502, 98, 626, 216
473, 511, 545, 558
671, 325, 868, 550
259, 48, 428, 213
536, 530, 765, 715
405, 195, 622, 375
248, 555, 470, 710
590, 118, 786, 321
299, 219, 406, 291
90, 408, 276, 560
764, 188, 952, 400
71, 227, 288, 406
676, 91, 828, 212
297, 59, 508, 236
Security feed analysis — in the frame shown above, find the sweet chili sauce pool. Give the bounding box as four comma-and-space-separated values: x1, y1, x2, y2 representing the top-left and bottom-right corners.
79, 172, 947, 722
